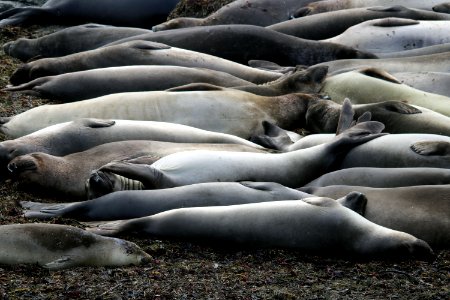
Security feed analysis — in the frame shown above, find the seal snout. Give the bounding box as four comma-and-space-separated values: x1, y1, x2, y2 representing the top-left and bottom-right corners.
7, 158, 37, 174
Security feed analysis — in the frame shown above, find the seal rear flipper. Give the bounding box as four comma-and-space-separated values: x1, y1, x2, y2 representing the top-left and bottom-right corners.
2, 76, 48, 93
83, 220, 128, 237
410, 141, 450, 156
78, 118, 115, 128
336, 98, 356, 135
0, 7, 49, 27
336, 192, 367, 216
356, 112, 372, 124
0, 116, 11, 126
166, 83, 225, 92
44, 256, 78, 270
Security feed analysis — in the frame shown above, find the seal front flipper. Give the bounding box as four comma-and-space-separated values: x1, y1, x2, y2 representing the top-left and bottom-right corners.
379, 101, 422, 115
44, 255, 78, 270
358, 68, 402, 84
248, 60, 296, 74
129, 40, 171, 50
78, 118, 115, 128
410, 141, 450, 156
336, 192, 367, 216
372, 18, 419, 28
166, 83, 225, 92
250, 121, 294, 151
239, 181, 286, 192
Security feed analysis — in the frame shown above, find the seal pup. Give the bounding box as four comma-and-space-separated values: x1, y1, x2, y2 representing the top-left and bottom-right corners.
85, 121, 385, 193
297, 0, 448, 16
304, 167, 450, 188
300, 185, 450, 248
9, 40, 283, 85
152, 0, 316, 31
7, 140, 268, 199
324, 18, 450, 53
0, 90, 322, 138
21, 182, 312, 220
321, 68, 450, 116
0, 223, 151, 269
3, 23, 151, 61
4, 66, 254, 102
0, 0, 180, 28
85, 195, 435, 261
267, 6, 450, 40
103, 25, 377, 66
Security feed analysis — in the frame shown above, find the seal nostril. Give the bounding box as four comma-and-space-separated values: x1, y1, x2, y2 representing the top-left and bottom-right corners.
7, 163, 17, 173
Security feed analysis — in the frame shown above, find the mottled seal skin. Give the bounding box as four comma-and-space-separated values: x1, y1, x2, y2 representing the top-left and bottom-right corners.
85, 196, 434, 261
104, 25, 377, 66
298, 0, 447, 16
313, 51, 450, 75
325, 18, 450, 54
300, 185, 450, 248
0, 0, 180, 28
304, 167, 450, 188
377, 42, 450, 58
7, 140, 268, 199
152, 0, 316, 31
267, 6, 450, 40
0, 90, 323, 139
3, 23, 151, 62
9, 40, 283, 85
321, 69, 450, 116
21, 182, 312, 221
393, 72, 450, 98
0, 223, 151, 269
86, 122, 385, 194
4, 65, 254, 102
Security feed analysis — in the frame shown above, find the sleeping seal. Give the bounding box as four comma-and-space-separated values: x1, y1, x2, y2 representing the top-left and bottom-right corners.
0, 223, 151, 269
85, 195, 435, 261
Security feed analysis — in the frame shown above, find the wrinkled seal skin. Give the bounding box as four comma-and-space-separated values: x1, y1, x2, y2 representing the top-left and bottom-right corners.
9, 40, 283, 85
0, 223, 151, 269
21, 182, 312, 221
85, 196, 435, 261
300, 185, 450, 248
7, 140, 268, 199
0, 0, 180, 28
304, 167, 450, 188
104, 25, 377, 66
4, 65, 254, 102
3, 23, 151, 61
0, 90, 323, 139
153, 0, 316, 31
268, 6, 450, 40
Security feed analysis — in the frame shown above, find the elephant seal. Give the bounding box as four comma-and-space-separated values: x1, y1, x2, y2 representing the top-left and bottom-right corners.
7, 140, 268, 199
313, 52, 450, 75
0, 223, 151, 269
152, 0, 316, 31
0, 0, 180, 28
325, 18, 450, 53
4, 66, 254, 102
339, 134, 450, 169
103, 25, 377, 66
85, 195, 434, 261
392, 72, 450, 98
85, 121, 385, 193
21, 182, 312, 220
3, 23, 151, 62
298, 0, 448, 16
321, 68, 450, 116
9, 40, 283, 85
0, 90, 322, 138
376, 42, 450, 58
300, 185, 450, 248
267, 6, 450, 40
304, 167, 450, 188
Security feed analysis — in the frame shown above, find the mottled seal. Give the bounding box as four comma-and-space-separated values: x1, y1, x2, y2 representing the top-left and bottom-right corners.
325, 18, 450, 53
267, 6, 450, 40
7, 140, 268, 199
300, 185, 450, 248
377, 42, 450, 58
0, 0, 180, 28
3, 23, 151, 61
21, 182, 312, 220
304, 167, 450, 188
392, 72, 450, 97
0, 90, 322, 138
85, 121, 385, 193
103, 24, 377, 66
0, 223, 151, 269
9, 40, 283, 85
298, 0, 448, 16
321, 68, 450, 116
85, 195, 434, 261
4, 66, 254, 102
152, 0, 316, 31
